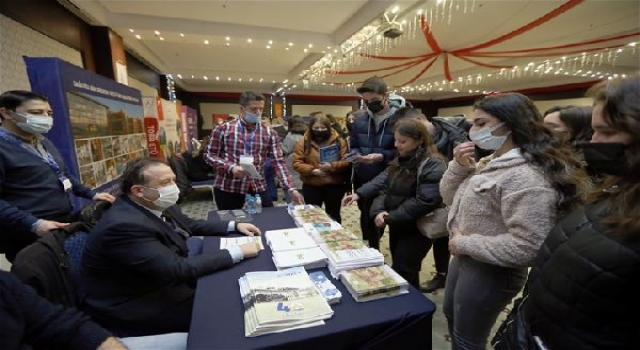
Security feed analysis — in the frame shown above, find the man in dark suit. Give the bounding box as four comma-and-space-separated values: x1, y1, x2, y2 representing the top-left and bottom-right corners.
81, 157, 261, 336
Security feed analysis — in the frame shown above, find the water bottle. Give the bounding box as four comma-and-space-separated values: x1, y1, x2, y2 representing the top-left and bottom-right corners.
255, 194, 262, 214
244, 194, 257, 214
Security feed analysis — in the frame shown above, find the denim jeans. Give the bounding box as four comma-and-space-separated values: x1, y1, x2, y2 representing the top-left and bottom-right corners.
444, 256, 527, 350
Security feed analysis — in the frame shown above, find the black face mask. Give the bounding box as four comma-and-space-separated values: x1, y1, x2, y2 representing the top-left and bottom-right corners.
311, 130, 330, 141
366, 100, 385, 114
579, 142, 628, 176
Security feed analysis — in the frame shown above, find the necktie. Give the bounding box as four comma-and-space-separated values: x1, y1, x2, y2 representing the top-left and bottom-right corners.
161, 213, 190, 238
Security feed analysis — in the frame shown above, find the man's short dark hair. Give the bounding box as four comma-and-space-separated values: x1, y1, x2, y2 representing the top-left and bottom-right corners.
121, 157, 168, 194
0, 91, 49, 119
239, 91, 265, 106
393, 107, 425, 121
356, 77, 388, 95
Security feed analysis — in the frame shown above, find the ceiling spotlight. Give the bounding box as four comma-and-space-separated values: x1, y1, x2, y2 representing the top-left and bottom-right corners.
225, 43, 230, 47
154, 30, 160, 35
249, 78, 253, 82
283, 79, 289, 84
326, 46, 331, 49
228, 77, 231, 81
308, 44, 313, 48
417, 9, 423, 15
272, 80, 276, 83
204, 39, 209, 44
288, 42, 294, 46
303, 48, 308, 53
159, 37, 165, 41
266, 45, 271, 49
247, 38, 252, 43
239, 78, 242, 82
129, 29, 134, 33
216, 76, 219, 80
259, 78, 263, 82
191, 75, 194, 78
268, 40, 273, 45
333, 49, 338, 53
177, 74, 182, 79
391, 5, 399, 13
225, 36, 230, 41
180, 33, 185, 37
203, 76, 208, 80
135, 34, 141, 39
285, 47, 290, 51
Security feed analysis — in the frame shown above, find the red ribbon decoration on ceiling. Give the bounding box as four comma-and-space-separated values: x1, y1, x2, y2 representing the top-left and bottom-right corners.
327, 0, 635, 87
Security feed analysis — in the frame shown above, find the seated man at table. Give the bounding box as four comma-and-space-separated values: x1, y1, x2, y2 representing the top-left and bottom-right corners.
81, 157, 261, 336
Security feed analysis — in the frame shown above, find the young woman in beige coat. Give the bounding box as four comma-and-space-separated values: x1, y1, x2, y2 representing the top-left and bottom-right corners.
441, 93, 589, 350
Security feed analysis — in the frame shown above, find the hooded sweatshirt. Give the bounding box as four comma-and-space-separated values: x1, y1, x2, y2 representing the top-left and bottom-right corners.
350, 93, 406, 184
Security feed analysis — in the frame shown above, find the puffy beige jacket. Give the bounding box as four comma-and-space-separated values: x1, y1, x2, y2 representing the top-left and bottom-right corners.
440, 149, 558, 268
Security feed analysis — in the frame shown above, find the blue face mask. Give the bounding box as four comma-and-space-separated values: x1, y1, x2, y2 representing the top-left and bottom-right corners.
243, 111, 259, 124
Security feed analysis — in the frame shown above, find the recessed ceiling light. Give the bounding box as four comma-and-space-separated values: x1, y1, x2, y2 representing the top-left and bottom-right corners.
272, 80, 276, 83
333, 49, 338, 53
268, 40, 273, 45
216, 76, 219, 80
129, 29, 134, 33
391, 5, 399, 13
322, 50, 326, 53
204, 39, 209, 44
283, 79, 288, 84
259, 78, 263, 82
135, 34, 141, 39
285, 47, 289, 51
288, 42, 294, 46
191, 75, 194, 78
326, 46, 331, 49
204, 76, 208, 80
154, 30, 160, 35
225, 36, 230, 41
417, 9, 423, 15
179, 33, 185, 37
177, 74, 182, 79
247, 38, 252, 43
308, 44, 313, 48
239, 78, 242, 82
225, 43, 230, 47
249, 78, 253, 82
159, 37, 164, 41
303, 48, 308, 52
266, 45, 271, 49
228, 77, 231, 81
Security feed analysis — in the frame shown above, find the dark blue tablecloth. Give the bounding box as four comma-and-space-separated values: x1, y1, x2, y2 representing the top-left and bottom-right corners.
187, 207, 435, 350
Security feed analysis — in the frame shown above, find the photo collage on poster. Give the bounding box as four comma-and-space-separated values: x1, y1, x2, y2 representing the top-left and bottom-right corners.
68, 92, 148, 189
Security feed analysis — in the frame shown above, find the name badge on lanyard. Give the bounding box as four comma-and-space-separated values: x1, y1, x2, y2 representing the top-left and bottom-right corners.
241, 123, 257, 156
61, 178, 72, 192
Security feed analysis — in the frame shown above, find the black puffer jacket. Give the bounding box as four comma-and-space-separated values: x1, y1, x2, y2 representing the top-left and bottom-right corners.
521, 200, 640, 349
370, 152, 445, 225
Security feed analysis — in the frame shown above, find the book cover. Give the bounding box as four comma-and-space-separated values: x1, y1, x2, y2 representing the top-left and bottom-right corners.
341, 265, 408, 296
265, 228, 318, 252
319, 144, 340, 163
314, 229, 358, 243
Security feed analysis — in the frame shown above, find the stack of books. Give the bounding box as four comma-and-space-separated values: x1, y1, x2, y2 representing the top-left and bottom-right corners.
309, 271, 342, 305
288, 205, 334, 227
340, 265, 409, 302
239, 267, 334, 337
306, 226, 359, 245
319, 240, 385, 278
265, 228, 327, 270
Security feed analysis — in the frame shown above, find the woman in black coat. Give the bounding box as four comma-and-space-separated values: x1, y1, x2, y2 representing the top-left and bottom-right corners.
493, 75, 640, 350
369, 119, 447, 288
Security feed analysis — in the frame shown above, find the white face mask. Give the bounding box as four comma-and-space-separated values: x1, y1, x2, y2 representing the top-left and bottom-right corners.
469, 122, 512, 150
143, 183, 180, 209
12, 111, 53, 134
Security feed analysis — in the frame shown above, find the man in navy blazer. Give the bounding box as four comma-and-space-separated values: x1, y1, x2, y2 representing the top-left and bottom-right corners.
81, 157, 261, 336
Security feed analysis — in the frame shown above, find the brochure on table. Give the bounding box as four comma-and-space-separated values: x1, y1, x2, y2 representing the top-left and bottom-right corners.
24, 57, 147, 208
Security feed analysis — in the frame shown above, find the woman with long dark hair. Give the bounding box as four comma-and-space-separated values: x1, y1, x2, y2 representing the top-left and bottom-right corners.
292, 114, 350, 222
493, 75, 640, 350
368, 119, 447, 288
543, 105, 593, 145
441, 93, 589, 349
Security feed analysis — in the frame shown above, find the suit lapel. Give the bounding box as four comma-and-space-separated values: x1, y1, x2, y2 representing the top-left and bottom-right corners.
121, 197, 188, 254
